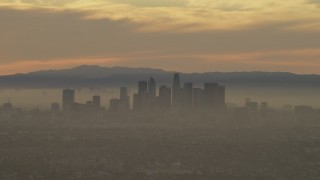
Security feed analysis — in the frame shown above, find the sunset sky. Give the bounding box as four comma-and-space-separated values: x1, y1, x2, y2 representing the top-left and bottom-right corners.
0, 0, 319, 74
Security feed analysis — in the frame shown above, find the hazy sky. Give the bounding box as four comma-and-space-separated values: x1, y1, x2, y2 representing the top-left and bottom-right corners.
0, 0, 319, 74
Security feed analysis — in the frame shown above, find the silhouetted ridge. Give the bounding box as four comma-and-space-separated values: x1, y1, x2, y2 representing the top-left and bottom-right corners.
0, 65, 319, 88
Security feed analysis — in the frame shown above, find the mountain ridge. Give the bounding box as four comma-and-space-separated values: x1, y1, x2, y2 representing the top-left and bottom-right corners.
0, 65, 319, 88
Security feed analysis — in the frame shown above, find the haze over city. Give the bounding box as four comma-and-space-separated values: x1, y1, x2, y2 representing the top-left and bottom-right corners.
1, 1, 320, 180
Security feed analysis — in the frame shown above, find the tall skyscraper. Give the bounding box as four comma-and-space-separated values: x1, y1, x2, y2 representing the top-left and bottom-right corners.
138, 81, 148, 94
216, 85, 226, 109
62, 89, 75, 112
133, 81, 148, 111
193, 88, 205, 110
119, 87, 130, 111
120, 87, 129, 100
148, 77, 156, 110
183, 83, 193, 110
108, 87, 130, 112
204, 83, 218, 109
109, 98, 120, 112
158, 85, 171, 110
148, 77, 156, 99
51, 103, 60, 113
172, 73, 181, 109
92, 95, 101, 108
203, 83, 226, 110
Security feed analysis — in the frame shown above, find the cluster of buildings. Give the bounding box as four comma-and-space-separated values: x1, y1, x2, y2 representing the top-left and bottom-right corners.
59, 89, 104, 113
60, 73, 226, 113
131, 73, 226, 112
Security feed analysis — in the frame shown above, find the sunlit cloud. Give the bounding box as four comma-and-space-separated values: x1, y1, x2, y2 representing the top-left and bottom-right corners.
0, 1, 319, 74
1, 0, 319, 32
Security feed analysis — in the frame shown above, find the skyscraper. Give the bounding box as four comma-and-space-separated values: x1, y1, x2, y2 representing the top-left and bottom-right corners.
120, 87, 129, 100
119, 87, 130, 111
158, 85, 171, 110
51, 103, 60, 113
183, 83, 193, 110
172, 73, 181, 109
108, 87, 130, 112
133, 81, 148, 111
204, 83, 218, 109
216, 85, 226, 109
148, 77, 156, 99
138, 81, 148, 94
148, 77, 156, 110
193, 88, 205, 110
92, 95, 101, 108
62, 89, 75, 112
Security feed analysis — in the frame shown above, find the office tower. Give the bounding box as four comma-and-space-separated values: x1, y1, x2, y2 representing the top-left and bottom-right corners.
92, 95, 101, 108
183, 83, 193, 110
203, 83, 226, 110
148, 77, 157, 110
51, 103, 60, 113
216, 85, 226, 108
62, 89, 75, 112
172, 73, 182, 109
192, 88, 205, 110
158, 85, 171, 110
133, 81, 148, 112
3, 102, 13, 111
119, 87, 130, 111
204, 83, 218, 109
120, 87, 129, 100
245, 98, 258, 112
148, 77, 156, 99
86, 101, 93, 106
138, 81, 148, 94
109, 98, 120, 112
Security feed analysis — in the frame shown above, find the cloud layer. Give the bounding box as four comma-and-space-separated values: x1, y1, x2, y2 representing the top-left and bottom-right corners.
0, 0, 319, 74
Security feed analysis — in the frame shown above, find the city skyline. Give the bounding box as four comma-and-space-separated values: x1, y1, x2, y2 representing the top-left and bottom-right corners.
61, 73, 226, 112
0, 0, 319, 74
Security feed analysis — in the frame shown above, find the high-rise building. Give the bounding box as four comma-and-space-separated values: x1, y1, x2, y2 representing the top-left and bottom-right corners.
158, 85, 171, 110
203, 83, 226, 110
120, 87, 129, 100
148, 77, 156, 99
133, 93, 147, 111
245, 98, 258, 112
192, 88, 205, 110
133, 81, 148, 111
109, 98, 120, 112
204, 83, 218, 109
119, 87, 130, 111
51, 103, 60, 113
172, 73, 182, 109
216, 85, 226, 109
92, 95, 101, 108
3, 102, 13, 111
183, 83, 193, 110
138, 81, 148, 94
108, 87, 130, 112
148, 77, 157, 110
62, 89, 75, 112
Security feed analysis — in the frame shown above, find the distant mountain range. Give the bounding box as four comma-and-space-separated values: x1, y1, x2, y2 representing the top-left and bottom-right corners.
0, 65, 319, 88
